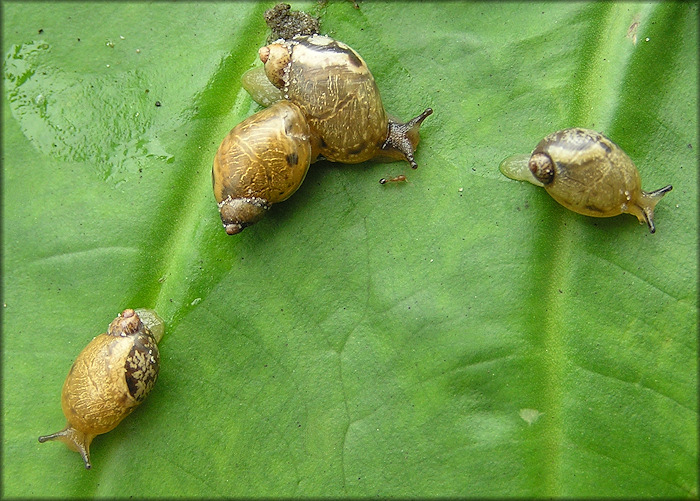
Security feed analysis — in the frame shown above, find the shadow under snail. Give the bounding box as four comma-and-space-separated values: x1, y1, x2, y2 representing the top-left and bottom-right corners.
499, 128, 673, 233
38, 308, 163, 469
213, 34, 432, 235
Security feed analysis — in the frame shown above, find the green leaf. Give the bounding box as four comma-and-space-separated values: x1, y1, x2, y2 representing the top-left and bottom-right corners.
3, 1, 697, 497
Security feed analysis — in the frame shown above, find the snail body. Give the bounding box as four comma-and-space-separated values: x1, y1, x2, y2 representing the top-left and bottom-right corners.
499, 128, 672, 233
259, 34, 432, 168
241, 66, 284, 107
212, 100, 319, 235
38, 308, 163, 469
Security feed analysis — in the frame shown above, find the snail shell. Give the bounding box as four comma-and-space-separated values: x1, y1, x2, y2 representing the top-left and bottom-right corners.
38, 308, 163, 469
258, 34, 432, 168
499, 128, 672, 233
212, 100, 320, 235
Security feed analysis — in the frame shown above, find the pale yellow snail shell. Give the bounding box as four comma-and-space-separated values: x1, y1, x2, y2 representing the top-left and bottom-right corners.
38, 308, 163, 469
500, 128, 672, 232
257, 34, 432, 166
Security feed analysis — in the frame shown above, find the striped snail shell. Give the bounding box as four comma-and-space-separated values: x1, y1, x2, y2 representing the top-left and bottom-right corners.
212, 100, 320, 235
258, 34, 432, 168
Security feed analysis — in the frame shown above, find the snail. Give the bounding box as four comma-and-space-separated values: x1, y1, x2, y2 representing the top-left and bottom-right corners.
258, 34, 433, 167
218, 33, 432, 235
212, 100, 319, 235
499, 128, 673, 233
38, 308, 163, 469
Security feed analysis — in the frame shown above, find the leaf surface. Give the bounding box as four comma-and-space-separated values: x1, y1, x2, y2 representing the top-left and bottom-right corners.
2, 1, 697, 497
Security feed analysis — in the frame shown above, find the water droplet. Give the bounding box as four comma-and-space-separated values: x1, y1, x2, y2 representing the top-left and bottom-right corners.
3, 41, 174, 182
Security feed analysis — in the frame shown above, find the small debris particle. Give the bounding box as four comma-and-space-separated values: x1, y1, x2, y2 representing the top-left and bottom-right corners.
264, 3, 320, 42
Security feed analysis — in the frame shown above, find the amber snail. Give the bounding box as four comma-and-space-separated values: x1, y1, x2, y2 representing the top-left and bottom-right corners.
212, 100, 320, 235
217, 34, 432, 235
258, 34, 433, 167
499, 128, 672, 233
38, 308, 163, 469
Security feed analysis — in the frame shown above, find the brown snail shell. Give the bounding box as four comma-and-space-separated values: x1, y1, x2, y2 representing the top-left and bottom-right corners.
500, 128, 672, 233
258, 34, 432, 168
212, 100, 320, 235
38, 308, 163, 469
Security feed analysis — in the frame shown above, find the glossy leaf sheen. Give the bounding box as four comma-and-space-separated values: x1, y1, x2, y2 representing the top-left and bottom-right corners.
2, 2, 697, 498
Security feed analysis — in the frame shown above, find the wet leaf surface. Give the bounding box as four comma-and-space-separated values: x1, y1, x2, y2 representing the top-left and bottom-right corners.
2, 1, 697, 497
